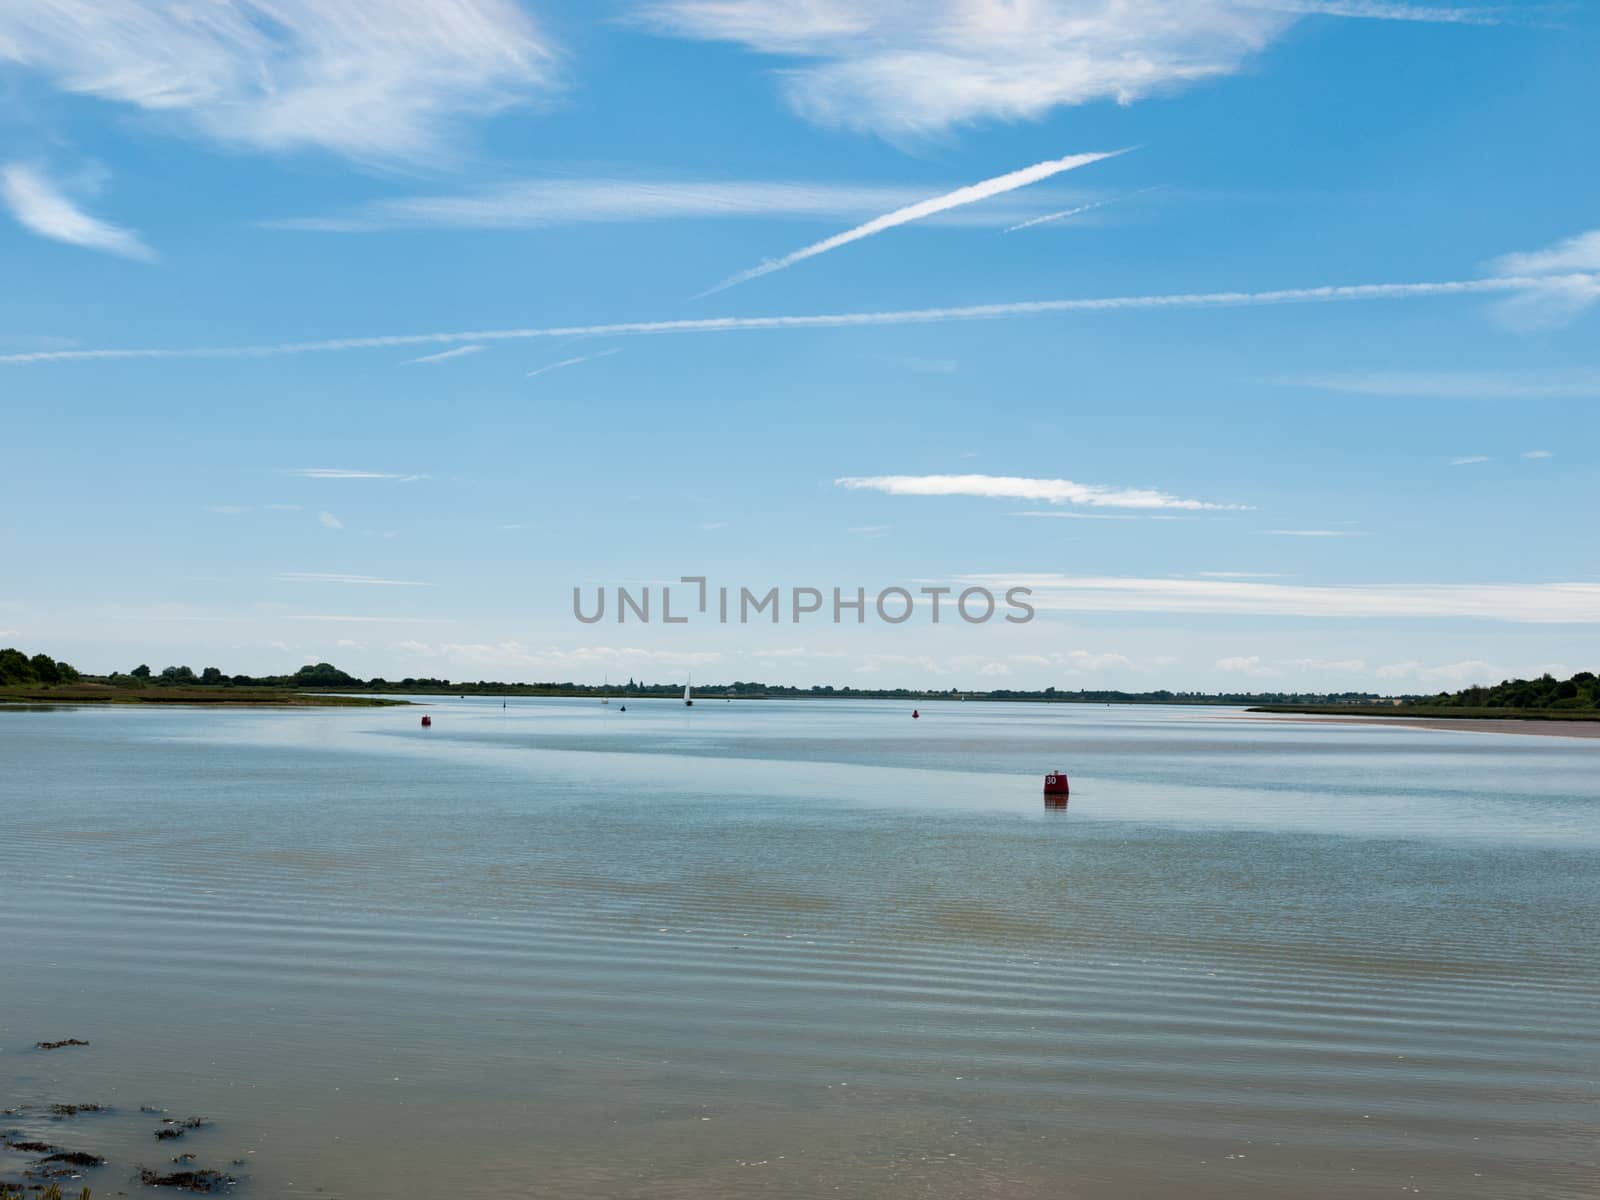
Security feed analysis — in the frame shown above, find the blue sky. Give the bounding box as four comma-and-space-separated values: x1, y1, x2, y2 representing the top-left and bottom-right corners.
3, 0, 1597, 691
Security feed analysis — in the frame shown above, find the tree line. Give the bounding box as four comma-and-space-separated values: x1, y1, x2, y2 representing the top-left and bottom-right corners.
0, 647, 81, 685
1421, 671, 1600, 711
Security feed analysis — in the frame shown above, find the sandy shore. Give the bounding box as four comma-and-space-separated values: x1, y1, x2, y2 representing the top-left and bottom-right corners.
1255, 714, 1600, 740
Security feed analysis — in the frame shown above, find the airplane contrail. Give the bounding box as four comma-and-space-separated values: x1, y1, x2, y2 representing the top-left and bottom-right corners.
1, 274, 1590, 366
1005, 186, 1166, 233
694, 149, 1130, 297
526, 347, 621, 378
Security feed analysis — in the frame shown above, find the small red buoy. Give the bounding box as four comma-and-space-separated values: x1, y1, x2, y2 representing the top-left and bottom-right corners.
420, 715, 432, 728
912, 709, 920, 719
1043, 771, 1069, 795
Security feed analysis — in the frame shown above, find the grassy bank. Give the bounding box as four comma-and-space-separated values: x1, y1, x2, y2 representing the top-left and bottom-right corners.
0, 681, 406, 707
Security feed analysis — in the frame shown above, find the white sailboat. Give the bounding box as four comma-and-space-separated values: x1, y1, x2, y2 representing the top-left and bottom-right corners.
684, 677, 693, 707
601, 673, 609, 704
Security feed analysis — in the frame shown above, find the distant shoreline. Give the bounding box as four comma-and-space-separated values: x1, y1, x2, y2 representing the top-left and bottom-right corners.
0, 684, 405, 708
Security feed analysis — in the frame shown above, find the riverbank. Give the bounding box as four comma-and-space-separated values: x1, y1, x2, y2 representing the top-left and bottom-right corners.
0, 682, 406, 707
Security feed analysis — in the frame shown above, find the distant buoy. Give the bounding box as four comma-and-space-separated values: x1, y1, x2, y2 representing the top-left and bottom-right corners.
420, 715, 432, 728
912, 709, 920, 719
619, 705, 626, 712
1044, 771, 1069, 796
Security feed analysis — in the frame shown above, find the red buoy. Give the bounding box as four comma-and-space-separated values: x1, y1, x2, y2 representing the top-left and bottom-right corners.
912, 709, 920, 719
420, 715, 432, 728
1043, 771, 1069, 795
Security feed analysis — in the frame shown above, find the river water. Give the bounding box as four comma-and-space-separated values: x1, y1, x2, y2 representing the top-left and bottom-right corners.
2, 699, 1595, 1198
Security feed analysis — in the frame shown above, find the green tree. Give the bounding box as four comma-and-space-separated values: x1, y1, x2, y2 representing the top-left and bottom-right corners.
0, 647, 32, 684
201, 666, 225, 684
29, 653, 61, 683
131, 664, 152, 679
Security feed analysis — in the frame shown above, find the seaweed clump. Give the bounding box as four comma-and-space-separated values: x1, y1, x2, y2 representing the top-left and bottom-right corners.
137, 1166, 235, 1192
43, 1152, 105, 1168
35, 1041, 90, 1052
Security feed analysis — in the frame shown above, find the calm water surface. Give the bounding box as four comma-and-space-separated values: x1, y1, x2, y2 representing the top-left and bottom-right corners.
2, 699, 1596, 1198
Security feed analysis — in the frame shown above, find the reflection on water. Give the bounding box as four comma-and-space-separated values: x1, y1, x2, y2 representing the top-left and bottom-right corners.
1, 699, 1597, 1200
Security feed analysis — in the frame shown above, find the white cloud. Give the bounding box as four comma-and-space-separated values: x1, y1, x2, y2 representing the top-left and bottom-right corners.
0, 0, 558, 163
1487, 229, 1600, 330
638, 1, 1497, 138
1492, 229, 1600, 277
1, 272, 1580, 366
637, 1, 1293, 136
318, 510, 343, 530
837, 473, 1244, 510
1, 162, 155, 261
1450, 455, 1489, 466
291, 468, 428, 481
698, 149, 1124, 294
962, 573, 1600, 623
405, 344, 485, 365
276, 572, 428, 586
1521, 449, 1552, 459
1198, 571, 1290, 578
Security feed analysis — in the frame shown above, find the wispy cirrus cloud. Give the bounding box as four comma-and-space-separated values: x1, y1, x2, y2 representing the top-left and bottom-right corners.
1450, 455, 1490, 466
1257, 528, 1369, 536
8, 272, 1586, 367
404, 344, 485, 365
1279, 367, 1600, 399
0, 0, 558, 163
836, 473, 1244, 511
318, 511, 344, 530
697, 149, 1125, 295
638, 1, 1500, 138
1487, 229, 1600, 330
961, 573, 1600, 623
267, 177, 1092, 233
1, 163, 156, 261
276, 572, 429, 586
291, 468, 428, 481
1522, 449, 1553, 459
396, 640, 722, 669
1255, 2, 1514, 24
